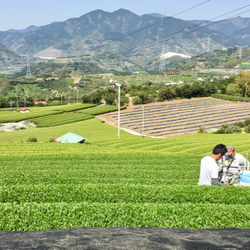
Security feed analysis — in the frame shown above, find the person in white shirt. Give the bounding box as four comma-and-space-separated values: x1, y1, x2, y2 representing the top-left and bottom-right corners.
198, 144, 229, 186
222, 145, 249, 171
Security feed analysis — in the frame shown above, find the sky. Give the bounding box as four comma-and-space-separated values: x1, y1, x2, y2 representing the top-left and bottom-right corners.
0, 0, 250, 31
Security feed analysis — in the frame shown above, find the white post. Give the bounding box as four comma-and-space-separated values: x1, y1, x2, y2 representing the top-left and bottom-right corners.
244, 85, 248, 102
140, 105, 144, 137
116, 83, 121, 138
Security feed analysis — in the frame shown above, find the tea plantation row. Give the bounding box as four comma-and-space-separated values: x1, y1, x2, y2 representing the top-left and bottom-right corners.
1, 150, 250, 230
1, 99, 250, 231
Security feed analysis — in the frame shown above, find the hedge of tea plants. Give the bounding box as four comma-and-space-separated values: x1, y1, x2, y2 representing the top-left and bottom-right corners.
1, 145, 250, 231
1, 98, 250, 231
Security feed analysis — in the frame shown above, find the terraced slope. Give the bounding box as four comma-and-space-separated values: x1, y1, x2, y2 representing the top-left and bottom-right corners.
97, 98, 250, 137
1, 143, 250, 230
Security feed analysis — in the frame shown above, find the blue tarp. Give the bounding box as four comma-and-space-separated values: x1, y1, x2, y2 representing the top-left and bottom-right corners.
240, 174, 250, 184
56, 132, 87, 143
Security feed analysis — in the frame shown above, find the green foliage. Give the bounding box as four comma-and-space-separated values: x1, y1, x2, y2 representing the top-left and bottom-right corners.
223, 58, 241, 68
1, 144, 250, 230
211, 94, 250, 102
234, 122, 245, 128
29, 105, 118, 127
0, 104, 96, 123
2, 97, 250, 231
26, 137, 37, 142
215, 118, 250, 134
157, 88, 173, 101
113, 72, 132, 76
13, 61, 104, 78
0, 72, 247, 109
225, 125, 242, 134
245, 125, 250, 133
215, 124, 229, 134
226, 83, 241, 96
197, 127, 206, 134
245, 119, 250, 126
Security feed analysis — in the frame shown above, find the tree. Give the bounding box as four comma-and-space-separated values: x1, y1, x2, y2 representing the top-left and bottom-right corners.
157, 88, 173, 101
203, 82, 217, 96
180, 84, 192, 99
191, 82, 204, 97
235, 71, 250, 96
226, 84, 241, 96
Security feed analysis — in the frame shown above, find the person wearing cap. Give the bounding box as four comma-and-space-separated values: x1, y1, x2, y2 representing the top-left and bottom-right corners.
222, 145, 249, 170
198, 144, 230, 186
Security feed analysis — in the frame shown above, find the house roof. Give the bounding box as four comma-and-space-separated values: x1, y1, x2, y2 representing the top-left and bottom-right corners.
55, 132, 87, 143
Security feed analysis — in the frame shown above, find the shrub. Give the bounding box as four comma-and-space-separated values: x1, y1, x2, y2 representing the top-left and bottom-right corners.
234, 122, 245, 128
245, 119, 250, 126
225, 125, 242, 134
132, 97, 142, 105
197, 127, 206, 134
216, 127, 226, 134
226, 84, 241, 96
215, 124, 229, 134
27, 137, 38, 142
245, 125, 250, 133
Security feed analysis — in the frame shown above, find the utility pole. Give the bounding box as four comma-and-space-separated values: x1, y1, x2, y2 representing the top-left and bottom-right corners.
159, 45, 166, 72
140, 105, 144, 137
244, 85, 248, 101
26, 55, 31, 78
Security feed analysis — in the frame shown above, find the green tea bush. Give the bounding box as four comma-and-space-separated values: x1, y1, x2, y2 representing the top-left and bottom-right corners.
197, 127, 206, 134
215, 124, 229, 134
215, 124, 242, 134
27, 137, 38, 142
245, 119, 250, 126
245, 125, 250, 133
234, 122, 245, 128
225, 125, 242, 134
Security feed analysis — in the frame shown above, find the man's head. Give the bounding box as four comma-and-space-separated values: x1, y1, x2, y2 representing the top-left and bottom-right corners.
212, 144, 227, 160
225, 145, 236, 158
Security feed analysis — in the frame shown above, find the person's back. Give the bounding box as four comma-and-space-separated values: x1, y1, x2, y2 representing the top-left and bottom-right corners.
198, 155, 218, 185
198, 144, 228, 186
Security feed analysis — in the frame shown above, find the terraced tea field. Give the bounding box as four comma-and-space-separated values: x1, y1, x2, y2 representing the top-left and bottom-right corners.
1, 141, 250, 231
97, 97, 250, 137
1, 99, 250, 231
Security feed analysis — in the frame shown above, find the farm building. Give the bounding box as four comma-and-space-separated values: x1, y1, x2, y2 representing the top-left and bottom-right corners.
34, 101, 47, 105
55, 132, 88, 144
20, 108, 30, 113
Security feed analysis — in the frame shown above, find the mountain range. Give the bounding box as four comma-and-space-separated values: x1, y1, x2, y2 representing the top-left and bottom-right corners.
0, 9, 250, 72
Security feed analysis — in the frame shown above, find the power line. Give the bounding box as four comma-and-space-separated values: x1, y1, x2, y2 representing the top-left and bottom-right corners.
123, 5, 250, 57
93, 0, 211, 51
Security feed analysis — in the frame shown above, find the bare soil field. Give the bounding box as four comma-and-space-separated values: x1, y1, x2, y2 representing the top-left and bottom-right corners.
96, 97, 250, 137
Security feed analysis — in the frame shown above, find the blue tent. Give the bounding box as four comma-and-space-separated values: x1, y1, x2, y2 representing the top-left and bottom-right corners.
55, 132, 87, 143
